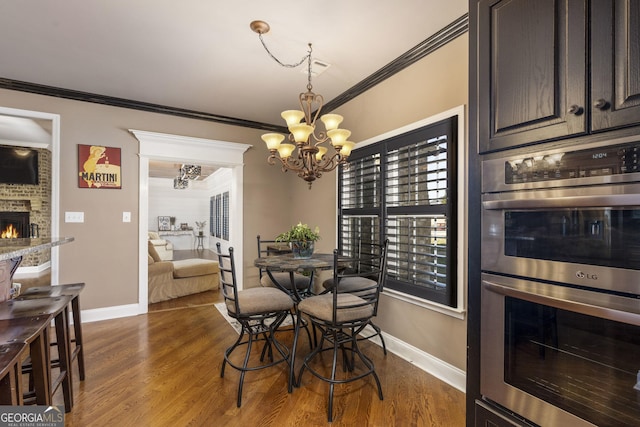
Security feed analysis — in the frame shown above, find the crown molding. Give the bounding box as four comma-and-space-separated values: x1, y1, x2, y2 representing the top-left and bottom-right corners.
0, 14, 468, 131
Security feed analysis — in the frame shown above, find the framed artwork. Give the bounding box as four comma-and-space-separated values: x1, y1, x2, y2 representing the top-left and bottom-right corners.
78, 144, 122, 188
158, 216, 171, 231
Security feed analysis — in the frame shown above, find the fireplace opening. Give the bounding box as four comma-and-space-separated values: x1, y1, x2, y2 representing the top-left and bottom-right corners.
0, 212, 30, 238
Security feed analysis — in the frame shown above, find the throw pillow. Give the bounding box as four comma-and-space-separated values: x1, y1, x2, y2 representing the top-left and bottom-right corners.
148, 240, 162, 262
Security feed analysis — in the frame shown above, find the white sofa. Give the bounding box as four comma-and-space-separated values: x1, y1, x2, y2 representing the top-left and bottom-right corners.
148, 231, 174, 261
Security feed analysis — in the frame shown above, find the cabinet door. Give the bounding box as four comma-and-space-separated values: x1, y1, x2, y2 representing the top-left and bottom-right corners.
591, 0, 640, 131
478, 0, 587, 153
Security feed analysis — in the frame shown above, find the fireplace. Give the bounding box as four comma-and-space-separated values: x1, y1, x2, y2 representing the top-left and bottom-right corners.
0, 212, 30, 238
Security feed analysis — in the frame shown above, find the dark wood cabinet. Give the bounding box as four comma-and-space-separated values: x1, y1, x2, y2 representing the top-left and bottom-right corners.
478, 0, 640, 153
590, 0, 640, 132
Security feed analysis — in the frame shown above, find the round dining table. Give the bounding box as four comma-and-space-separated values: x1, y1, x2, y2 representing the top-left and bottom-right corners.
253, 253, 335, 301
253, 252, 337, 391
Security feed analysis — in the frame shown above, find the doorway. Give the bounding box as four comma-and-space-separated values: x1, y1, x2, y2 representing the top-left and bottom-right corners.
0, 106, 61, 283
131, 129, 250, 313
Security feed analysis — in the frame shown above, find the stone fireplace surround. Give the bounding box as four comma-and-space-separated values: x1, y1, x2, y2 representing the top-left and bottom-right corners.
0, 147, 51, 268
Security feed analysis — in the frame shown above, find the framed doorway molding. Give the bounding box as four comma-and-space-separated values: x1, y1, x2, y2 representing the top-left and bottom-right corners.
131, 129, 251, 313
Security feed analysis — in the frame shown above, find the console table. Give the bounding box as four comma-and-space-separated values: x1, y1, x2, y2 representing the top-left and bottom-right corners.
0, 237, 75, 302
158, 230, 201, 250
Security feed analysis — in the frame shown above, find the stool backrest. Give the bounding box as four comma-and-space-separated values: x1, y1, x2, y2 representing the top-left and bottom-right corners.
216, 242, 240, 317
332, 239, 389, 323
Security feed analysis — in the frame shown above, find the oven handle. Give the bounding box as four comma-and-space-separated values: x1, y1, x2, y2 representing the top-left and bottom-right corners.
483, 279, 640, 326
482, 193, 639, 209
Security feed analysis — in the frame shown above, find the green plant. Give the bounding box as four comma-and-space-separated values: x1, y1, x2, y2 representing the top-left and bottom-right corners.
276, 222, 320, 243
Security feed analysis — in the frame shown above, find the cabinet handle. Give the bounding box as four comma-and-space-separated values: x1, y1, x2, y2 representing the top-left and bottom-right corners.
594, 99, 609, 110
567, 105, 583, 115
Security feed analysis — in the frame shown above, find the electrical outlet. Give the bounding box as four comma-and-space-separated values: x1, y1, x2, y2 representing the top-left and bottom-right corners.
65, 211, 84, 223
123, 212, 131, 222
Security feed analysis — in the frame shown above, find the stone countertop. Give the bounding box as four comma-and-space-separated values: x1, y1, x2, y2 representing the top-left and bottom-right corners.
0, 237, 75, 261
254, 253, 335, 272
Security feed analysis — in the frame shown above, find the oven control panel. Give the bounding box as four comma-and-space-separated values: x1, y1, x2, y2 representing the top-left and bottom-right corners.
505, 141, 640, 184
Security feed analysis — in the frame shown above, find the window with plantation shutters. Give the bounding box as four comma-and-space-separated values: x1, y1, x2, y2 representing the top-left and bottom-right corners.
338, 116, 457, 307
222, 191, 229, 241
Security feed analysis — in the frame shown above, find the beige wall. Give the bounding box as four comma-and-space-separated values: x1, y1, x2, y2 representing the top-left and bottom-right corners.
0, 88, 294, 309
289, 34, 470, 370
0, 31, 468, 371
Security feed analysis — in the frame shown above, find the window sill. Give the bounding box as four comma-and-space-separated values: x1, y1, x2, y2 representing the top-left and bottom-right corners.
384, 288, 466, 320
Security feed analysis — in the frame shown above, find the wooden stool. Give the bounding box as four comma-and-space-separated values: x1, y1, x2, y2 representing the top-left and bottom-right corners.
0, 342, 28, 405
0, 296, 74, 412
21, 283, 86, 380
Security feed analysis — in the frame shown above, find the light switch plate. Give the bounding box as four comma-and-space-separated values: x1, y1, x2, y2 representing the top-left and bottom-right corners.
65, 211, 84, 223
123, 211, 131, 222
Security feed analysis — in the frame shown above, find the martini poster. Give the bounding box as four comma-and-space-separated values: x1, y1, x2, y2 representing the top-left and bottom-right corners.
78, 144, 122, 189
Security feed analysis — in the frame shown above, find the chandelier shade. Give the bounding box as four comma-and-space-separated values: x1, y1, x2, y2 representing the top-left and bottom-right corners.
251, 20, 356, 188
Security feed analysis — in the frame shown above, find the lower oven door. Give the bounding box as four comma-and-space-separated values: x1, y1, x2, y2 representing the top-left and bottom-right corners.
481, 273, 640, 427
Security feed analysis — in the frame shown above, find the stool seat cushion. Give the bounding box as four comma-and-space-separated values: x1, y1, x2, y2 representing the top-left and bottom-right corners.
322, 276, 377, 293
227, 287, 293, 316
261, 272, 310, 290
298, 293, 373, 323
172, 259, 220, 278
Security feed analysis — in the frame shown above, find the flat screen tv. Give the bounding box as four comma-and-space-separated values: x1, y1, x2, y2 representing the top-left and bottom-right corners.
0, 145, 39, 185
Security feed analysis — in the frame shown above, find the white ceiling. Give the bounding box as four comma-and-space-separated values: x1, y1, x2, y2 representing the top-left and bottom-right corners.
148, 160, 218, 180
0, 0, 468, 127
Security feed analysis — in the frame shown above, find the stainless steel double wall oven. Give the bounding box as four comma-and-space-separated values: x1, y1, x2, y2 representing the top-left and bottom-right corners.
480, 136, 640, 427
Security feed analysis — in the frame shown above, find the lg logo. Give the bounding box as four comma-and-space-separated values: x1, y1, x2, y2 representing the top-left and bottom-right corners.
576, 271, 598, 280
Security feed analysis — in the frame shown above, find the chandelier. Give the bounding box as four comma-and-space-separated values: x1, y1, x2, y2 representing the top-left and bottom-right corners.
173, 164, 201, 189
250, 20, 356, 189
180, 164, 201, 180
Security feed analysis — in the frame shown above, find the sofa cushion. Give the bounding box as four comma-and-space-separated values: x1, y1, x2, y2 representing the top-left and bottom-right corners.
148, 254, 154, 265
172, 259, 220, 278
148, 240, 162, 262
147, 242, 162, 262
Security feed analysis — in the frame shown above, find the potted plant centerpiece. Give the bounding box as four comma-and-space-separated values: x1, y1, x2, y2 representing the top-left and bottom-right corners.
276, 222, 320, 259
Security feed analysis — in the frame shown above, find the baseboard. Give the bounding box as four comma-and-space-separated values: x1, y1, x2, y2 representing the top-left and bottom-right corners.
80, 303, 141, 323
361, 325, 466, 393
15, 261, 51, 275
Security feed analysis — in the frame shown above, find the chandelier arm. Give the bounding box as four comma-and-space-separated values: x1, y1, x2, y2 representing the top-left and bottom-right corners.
316, 153, 342, 173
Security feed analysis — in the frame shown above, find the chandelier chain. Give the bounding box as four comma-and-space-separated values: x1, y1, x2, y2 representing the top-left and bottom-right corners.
257, 33, 310, 70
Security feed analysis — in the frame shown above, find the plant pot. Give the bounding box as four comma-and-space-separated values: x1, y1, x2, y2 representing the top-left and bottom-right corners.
291, 241, 314, 259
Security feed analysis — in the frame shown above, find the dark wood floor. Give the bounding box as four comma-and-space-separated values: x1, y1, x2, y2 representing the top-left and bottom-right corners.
60, 289, 466, 426
23, 248, 465, 425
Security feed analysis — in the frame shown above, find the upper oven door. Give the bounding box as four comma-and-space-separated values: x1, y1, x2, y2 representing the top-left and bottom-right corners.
482, 183, 640, 294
